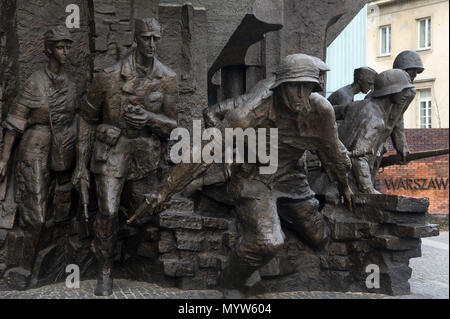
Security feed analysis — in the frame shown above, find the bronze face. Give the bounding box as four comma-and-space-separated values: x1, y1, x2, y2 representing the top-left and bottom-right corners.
47, 40, 71, 64
136, 34, 159, 59
390, 87, 416, 105
405, 68, 418, 82
358, 72, 376, 94
280, 82, 314, 112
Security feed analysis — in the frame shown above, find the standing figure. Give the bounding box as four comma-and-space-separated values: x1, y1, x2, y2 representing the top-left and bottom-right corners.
0, 26, 77, 285
131, 54, 353, 296
72, 18, 178, 296
328, 67, 377, 120
338, 69, 416, 194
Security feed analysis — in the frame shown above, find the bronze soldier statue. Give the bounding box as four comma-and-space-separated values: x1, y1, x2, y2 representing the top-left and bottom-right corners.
128, 54, 353, 296
363, 50, 425, 176
394, 50, 424, 82
329, 67, 377, 121
338, 69, 416, 194
72, 18, 178, 296
328, 67, 377, 106
0, 26, 77, 284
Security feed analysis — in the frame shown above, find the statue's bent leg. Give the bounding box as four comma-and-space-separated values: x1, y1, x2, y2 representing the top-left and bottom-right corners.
352, 156, 380, 194
220, 178, 284, 291
92, 174, 125, 296
277, 196, 328, 250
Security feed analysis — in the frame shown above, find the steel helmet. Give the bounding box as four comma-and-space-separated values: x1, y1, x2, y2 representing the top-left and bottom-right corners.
312, 56, 330, 73
270, 54, 322, 92
372, 69, 415, 98
393, 50, 424, 73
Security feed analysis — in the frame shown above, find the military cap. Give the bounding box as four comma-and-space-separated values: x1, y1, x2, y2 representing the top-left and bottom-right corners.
372, 69, 415, 98
393, 50, 424, 73
135, 18, 161, 37
271, 54, 322, 92
44, 26, 73, 43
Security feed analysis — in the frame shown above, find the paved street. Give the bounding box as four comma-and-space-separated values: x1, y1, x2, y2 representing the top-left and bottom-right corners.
0, 232, 448, 299
409, 232, 449, 299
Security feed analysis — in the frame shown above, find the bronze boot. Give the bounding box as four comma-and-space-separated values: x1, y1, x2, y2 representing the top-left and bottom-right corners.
94, 260, 113, 296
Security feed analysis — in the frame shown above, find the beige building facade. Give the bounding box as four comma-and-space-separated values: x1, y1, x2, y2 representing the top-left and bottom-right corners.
367, 0, 449, 128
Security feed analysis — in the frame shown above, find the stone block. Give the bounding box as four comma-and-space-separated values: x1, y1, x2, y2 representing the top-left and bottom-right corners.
163, 259, 195, 277
168, 196, 195, 213
353, 194, 429, 213
175, 230, 204, 251
95, 36, 108, 52
204, 233, 223, 250
94, 2, 116, 14
332, 220, 371, 241
390, 224, 439, 239
158, 210, 202, 230
115, 31, 133, 47
372, 235, 420, 251
198, 253, 218, 268
202, 217, 228, 230
158, 231, 176, 253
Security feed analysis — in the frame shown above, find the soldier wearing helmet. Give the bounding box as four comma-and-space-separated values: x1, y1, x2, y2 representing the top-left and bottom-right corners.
139, 53, 353, 296
339, 69, 416, 194
72, 18, 178, 296
311, 56, 331, 93
0, 26, 77, 287
393, 50, 424, 82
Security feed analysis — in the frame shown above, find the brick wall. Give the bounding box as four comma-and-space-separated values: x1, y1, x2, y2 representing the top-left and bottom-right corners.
375, 129, 449, 213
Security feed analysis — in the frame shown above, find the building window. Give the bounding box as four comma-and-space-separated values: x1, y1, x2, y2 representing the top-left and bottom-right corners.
418, 88, 432, 128
418, 17, 431, 50
379, 25, 391, 56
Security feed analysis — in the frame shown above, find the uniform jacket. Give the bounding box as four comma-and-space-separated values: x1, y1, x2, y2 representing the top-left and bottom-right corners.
3, 65, 78, 172
80, 50, 178, 180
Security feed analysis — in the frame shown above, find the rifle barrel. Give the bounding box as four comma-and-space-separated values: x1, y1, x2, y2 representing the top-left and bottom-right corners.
380, 148, 449, 168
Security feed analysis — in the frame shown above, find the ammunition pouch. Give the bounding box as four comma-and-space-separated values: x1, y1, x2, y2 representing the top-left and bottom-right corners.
93, 124, 121, 163
96, 124, 121, 146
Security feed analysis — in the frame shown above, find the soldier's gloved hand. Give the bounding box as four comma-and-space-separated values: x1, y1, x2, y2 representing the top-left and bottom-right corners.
339, 184, 353, 212
124, 105, 151, 130
72, 164, 90, 190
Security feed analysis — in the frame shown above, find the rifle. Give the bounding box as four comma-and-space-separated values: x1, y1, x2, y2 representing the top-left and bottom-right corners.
380, 148, 449, 168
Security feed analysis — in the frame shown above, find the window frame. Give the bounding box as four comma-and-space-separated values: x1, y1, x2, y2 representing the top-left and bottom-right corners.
417, 17, 431, 50
379, 25, 391, 57
418, 88, 432, 128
